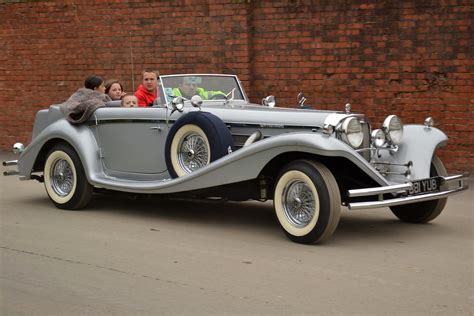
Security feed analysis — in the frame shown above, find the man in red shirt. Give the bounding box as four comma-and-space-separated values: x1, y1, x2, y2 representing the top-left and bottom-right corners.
134, 69, 159, 107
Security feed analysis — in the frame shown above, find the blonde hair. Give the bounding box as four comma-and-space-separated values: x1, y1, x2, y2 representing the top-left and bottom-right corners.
141, 69, 159, 79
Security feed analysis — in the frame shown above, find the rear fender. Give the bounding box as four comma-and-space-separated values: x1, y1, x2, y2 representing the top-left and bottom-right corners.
18, 119, 100, 181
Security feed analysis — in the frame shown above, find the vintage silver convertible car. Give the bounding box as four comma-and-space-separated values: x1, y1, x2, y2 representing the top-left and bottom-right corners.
3, 74, 469, 244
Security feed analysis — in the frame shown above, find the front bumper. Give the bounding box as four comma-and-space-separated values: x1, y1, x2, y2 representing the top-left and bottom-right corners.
346, 173, 469, 210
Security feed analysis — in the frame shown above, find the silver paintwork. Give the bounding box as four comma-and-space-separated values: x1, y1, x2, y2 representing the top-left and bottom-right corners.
3, 74, 469, 209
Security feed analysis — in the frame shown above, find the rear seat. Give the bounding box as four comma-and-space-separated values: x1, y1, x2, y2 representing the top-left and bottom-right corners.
105, 100, 122, 107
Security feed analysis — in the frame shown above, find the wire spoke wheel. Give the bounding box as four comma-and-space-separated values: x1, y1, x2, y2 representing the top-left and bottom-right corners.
283, 180, 316, 228
44, 143, 93, 210
50, 158, 75, 197
178, 133, 209, 173
166, 112, 234, 178
274, 160, 341, 244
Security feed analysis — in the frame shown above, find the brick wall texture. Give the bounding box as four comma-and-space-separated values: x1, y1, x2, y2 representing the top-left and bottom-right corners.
0, 0, 472, 173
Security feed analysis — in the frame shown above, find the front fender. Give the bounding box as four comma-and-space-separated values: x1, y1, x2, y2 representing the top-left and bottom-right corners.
18, 119, 101, 181
375, 125, 448, 181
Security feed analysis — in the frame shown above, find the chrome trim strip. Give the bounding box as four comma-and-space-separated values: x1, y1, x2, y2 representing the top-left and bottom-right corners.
347, 173, 469, 197
347, 184, 469, 210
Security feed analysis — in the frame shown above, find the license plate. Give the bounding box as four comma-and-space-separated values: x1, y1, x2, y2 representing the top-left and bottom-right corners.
408, 177, 441, 196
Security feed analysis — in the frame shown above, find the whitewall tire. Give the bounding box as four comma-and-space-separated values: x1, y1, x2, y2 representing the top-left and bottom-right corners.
274, 160, 341, 244
165, 112, 234, 178
44, 143, 92, 210
170, 124, 211, 177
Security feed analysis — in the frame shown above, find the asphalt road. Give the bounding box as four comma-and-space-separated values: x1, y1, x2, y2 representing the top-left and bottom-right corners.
1, 151, 473, 315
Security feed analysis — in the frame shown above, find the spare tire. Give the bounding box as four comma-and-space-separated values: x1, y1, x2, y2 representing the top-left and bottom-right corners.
165, 111, 234, 178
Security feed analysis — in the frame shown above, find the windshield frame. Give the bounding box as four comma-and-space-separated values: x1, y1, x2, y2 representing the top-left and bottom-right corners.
159, 74, 248, 105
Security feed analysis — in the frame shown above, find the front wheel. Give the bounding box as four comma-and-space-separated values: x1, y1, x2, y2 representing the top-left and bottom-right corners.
273, 160, 341, 244
43, 143, 93, 210
390, 155, 447, 223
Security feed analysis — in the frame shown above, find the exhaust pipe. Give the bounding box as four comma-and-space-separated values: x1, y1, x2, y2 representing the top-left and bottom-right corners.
3, 160, 18, 167
3, 160, 19, 176
3, 170, 19, 176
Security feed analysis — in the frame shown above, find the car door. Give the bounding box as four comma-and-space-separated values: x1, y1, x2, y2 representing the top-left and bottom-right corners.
92, 107, 169, 174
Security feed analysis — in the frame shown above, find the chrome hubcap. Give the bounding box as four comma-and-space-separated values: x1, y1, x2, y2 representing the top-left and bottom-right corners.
179, 134, 209, 173
50, 159, 74, 196
282, 180, 315, 228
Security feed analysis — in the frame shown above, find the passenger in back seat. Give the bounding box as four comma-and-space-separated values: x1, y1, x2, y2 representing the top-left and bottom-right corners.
121, 95, 138, 108
134, 69, 159, 107
105, 79, 126, 101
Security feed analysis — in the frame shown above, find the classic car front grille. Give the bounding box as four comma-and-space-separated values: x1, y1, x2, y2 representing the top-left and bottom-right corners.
360, 122, 371, 162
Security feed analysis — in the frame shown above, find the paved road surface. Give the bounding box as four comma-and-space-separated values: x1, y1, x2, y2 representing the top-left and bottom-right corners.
1, 151, 472, 315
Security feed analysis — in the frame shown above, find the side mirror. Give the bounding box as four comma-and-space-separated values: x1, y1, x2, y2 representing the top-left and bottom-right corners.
262, 95, 276, 107
297, 92, 307, 107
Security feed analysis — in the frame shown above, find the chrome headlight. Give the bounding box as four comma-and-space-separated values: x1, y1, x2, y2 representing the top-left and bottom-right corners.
382, 115, 403, 145
340, 117, 364, 148
171, 97, 184, 112
371, 129, 386, 147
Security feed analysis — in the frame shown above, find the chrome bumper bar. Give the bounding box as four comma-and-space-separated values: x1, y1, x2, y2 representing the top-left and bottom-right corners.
347, 173, 469, 210
2, 160, 19, 176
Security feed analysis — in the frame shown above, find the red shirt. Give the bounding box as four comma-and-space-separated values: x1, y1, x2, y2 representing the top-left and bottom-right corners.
134, 84, 158, 107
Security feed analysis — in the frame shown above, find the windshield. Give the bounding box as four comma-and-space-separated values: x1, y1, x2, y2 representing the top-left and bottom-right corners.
160, 74, 245, 104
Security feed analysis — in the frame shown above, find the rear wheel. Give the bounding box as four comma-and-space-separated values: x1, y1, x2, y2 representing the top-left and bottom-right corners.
274, 160, 341, 244
44, 143, 92, 210
390, 155, 447, 223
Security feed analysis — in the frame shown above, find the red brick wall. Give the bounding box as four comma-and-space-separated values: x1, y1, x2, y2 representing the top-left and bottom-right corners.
0, 0, 472, 173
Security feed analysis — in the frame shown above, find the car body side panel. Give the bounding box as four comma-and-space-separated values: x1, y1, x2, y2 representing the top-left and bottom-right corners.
96, 121, 169, 173
87, 133, 391, 194
17, 108, 449, 195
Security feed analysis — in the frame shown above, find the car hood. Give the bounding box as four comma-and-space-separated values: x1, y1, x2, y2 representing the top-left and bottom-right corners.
194, 102, 353, 129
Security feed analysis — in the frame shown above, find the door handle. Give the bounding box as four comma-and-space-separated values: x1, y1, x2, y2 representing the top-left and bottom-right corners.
150, 126, 161, 132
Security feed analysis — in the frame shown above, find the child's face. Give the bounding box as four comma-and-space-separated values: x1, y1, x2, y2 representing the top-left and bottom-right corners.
108, 83, 123, 100
122, 96, 138, 107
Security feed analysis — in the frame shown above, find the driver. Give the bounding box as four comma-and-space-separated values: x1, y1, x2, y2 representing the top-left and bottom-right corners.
172, 77, 224, 100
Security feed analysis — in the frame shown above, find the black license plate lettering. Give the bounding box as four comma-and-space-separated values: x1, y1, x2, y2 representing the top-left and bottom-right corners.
408, 177, 440, 195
